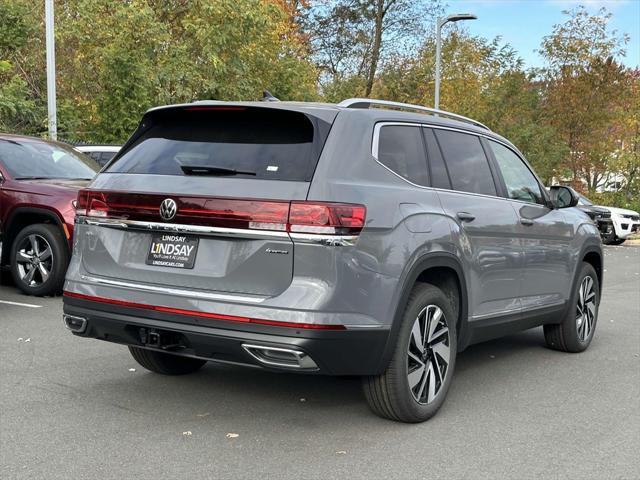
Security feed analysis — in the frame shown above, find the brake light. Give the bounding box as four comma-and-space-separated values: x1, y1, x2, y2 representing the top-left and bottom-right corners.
288, 202, 366, 235
76, 189, 89, 216
76, 191, 366, 237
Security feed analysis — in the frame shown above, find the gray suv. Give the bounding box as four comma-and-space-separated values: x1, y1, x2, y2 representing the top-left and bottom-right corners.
63, 98, 603, 422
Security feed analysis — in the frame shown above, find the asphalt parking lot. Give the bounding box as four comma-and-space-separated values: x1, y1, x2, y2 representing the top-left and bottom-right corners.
1, 246, 638, 480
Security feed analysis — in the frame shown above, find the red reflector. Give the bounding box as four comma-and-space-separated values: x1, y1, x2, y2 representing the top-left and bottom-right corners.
63, 291, 346, 330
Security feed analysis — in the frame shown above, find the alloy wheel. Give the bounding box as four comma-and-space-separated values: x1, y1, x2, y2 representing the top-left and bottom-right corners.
15, 234, 54, 287
576, 276, 596, 342
407, 305, 451, 404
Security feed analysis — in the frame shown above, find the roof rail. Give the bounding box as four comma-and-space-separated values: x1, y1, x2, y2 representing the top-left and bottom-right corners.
337, 98, 490, 130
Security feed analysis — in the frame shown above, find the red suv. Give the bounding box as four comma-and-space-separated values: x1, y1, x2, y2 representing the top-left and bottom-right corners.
0, 134, 99, 296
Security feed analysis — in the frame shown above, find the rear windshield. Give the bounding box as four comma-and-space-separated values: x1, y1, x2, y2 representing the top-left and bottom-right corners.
106, 107, 331, 181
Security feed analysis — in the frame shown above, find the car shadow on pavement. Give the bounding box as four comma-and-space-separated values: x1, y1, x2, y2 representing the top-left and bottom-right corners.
84, 327, 550, 424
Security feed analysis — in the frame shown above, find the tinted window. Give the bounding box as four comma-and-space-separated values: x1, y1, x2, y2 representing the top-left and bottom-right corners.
100, 151, 117, 163
107, 108, 328, 181
0, 139, 99, 180
489, 141, 544, 204
434, 130, 497, 196
377, 125, 428, 185
423, 128, 451, 189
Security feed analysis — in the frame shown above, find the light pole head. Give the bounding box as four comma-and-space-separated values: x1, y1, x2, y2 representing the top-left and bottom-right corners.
438, 13, 477, 28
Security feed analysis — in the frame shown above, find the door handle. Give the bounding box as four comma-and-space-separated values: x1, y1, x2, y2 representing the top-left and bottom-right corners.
456, 212, 476, 222
520, 218, 535, 226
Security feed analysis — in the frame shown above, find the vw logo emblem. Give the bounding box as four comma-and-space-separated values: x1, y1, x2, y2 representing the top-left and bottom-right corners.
159, 198, 177, 221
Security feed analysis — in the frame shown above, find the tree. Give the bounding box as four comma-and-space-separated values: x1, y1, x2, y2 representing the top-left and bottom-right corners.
0, 0, 318, 143
374, 30, 566, 182
0, 0, 44, 133
538, 6, 631, 192
307, 0, 442, 98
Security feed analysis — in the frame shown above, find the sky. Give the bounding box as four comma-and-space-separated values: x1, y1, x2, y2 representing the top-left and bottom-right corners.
446, 0, 640, 68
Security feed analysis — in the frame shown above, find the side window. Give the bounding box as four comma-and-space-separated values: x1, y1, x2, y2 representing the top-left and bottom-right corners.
489, 140, 544, 205
377, 125, 428, 186
423, 128, 451, 189
434, 130, 497, 196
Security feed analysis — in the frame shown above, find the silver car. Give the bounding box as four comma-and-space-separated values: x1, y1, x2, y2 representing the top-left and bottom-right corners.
63, 99, 603, 422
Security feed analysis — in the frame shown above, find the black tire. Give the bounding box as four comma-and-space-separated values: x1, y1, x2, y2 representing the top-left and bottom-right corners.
10, 223, 69, 296
363, 283, 457, 423
602, 235, 626, 245
128, 346, 206, 375
544, 263, 599, 353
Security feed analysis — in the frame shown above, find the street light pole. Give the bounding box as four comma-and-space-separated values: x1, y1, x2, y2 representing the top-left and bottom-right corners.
45, 0, 57, 140
434, 13, 477, 110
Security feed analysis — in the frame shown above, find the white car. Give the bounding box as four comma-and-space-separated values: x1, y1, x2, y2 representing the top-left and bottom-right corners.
75, 145, 120, 167
577, 194, 640, 245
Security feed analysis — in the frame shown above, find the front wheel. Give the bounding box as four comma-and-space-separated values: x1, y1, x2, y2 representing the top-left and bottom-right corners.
602, 237, 626, 245
544, 262, 600, 353
10, 224, 69, 296
363, 283, 457, 423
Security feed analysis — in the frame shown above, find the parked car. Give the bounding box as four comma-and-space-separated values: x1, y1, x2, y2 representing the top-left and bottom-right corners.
577, 193, 640, 245
75, 145, 120, 167
62, 99, 603, 423
0, 134, 100, 295
570, 190, 615, 243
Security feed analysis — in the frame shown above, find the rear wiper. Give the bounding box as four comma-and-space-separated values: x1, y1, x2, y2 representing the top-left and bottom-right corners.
180, 165, 256, 176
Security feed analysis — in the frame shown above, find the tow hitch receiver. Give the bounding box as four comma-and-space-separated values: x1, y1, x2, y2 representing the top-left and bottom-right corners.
138, 328, 183, 351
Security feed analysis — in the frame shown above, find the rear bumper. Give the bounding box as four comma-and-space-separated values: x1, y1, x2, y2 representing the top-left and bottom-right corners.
63, 296, 390, 376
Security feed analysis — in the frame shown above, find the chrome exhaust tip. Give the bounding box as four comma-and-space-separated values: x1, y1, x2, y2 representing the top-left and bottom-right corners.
241, 344, 318, 370
63, 314, 87, 333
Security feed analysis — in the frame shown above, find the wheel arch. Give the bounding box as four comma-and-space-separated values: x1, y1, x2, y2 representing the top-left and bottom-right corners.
375, 252, 469, 373
2, 207, 66, 266
581, 244, 603, 297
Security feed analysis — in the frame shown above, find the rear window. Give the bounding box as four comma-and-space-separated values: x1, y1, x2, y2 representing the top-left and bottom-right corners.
377, 125, 428, 185
106, 107, 330, 181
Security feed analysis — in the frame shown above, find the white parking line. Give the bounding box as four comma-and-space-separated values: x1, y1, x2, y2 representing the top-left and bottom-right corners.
0, 300, 43, 308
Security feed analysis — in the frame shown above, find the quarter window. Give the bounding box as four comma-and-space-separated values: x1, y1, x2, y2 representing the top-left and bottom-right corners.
434, 130, 497, 196
377, 125, 428, 186
489, 140, 544, 204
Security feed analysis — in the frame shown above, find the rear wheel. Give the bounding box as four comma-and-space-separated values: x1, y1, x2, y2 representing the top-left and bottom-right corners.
10, 224, 68, 296
128, 346, 206, 375
363, 283, 457, 423
544, 263, 599, 353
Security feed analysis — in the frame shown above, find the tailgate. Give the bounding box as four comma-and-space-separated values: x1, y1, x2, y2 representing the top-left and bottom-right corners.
75, 105, 337, 297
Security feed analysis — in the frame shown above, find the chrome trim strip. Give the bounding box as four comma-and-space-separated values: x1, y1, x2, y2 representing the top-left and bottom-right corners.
79, 274, 267, 304
289, 233, 359, 246
80, 216, 359, 246
81, 217, 289, 240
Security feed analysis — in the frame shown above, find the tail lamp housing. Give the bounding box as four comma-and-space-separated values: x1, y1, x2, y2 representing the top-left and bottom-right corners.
76, 190, 366, 236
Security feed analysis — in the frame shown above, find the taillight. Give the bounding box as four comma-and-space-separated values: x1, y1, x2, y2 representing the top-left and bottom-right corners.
288, 202, 366, 235
75, 189, 90, 216
76, 191, 366, 237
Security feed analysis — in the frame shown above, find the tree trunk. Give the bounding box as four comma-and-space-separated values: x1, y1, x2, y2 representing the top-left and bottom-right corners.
365, 0, 385, 97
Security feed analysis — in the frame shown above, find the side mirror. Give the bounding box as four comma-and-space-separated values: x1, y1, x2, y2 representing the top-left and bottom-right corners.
549, 185, 579, 209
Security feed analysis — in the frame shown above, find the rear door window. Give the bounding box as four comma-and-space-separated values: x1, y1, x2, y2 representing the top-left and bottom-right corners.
107, 108, 331, 181
376, 125, 428, 186
434, 130, 497, 196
